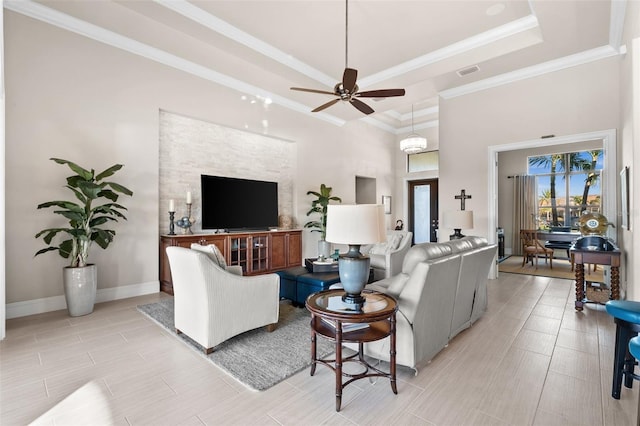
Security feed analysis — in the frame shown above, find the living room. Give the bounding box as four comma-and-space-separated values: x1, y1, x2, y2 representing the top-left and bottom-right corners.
1, 1, 639, 424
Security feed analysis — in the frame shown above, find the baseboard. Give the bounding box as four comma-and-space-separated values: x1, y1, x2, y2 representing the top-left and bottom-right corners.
6, 281, 159, 319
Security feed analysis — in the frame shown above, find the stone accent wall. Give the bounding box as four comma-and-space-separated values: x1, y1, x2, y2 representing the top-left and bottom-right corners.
159, 110, 296, 234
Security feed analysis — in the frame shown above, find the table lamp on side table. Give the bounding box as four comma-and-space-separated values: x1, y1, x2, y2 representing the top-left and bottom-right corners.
325, 204, 386, 309
443, 210, 474, 240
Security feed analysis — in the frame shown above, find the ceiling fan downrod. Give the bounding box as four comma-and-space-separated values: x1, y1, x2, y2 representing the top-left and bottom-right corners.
345, 0, 349, 70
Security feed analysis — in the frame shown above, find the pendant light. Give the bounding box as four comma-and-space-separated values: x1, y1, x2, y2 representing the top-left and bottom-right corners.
400, 105, 427, 154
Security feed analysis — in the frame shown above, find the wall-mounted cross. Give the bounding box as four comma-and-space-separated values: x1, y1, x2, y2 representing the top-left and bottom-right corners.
455, 189, 472, 210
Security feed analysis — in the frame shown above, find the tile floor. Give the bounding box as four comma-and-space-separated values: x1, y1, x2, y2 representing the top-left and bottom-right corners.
1, 273, 638, 425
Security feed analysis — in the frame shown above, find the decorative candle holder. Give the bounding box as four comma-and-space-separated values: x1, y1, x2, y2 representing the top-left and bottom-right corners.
168, 211, 176, 235
176, 216, 192, 234
186, 202, 194, 234
176, 202, 195, 234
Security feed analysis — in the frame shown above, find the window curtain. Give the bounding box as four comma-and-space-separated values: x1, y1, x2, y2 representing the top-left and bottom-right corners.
512, 175, 537, 256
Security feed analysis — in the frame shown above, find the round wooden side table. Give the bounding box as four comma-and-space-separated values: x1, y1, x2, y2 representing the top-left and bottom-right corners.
305, 289, 398, 412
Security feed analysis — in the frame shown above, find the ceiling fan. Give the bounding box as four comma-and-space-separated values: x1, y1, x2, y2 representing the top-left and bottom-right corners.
290, 0, 405, 115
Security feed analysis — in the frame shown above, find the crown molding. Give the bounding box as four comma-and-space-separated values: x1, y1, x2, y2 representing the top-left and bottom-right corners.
359, 14, 540, 88
439, 44, 623, 100
609, 0, 627, 49
383, 105, 439, 122
4, 0, 346, 127
154, 0, 336, 87
401, 106, 439, 122
157, 0, 540, 93
396, 120, 439, 135
4, 0, 627, 134
359, 116, 398, 134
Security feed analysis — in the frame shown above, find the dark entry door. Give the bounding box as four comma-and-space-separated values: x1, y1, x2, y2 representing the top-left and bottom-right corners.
409, 179, 439, 243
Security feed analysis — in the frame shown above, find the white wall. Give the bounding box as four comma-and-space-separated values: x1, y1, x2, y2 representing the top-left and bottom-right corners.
439, 57, 620, 245
618, 1, 640, 300
4, 11, 395, 312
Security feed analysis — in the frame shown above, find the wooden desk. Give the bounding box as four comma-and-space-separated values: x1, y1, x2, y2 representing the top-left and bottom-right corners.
535, 231, 581, 243
572, 248, 621, 311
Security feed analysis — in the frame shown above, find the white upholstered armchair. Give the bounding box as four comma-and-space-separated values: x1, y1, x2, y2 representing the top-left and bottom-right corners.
362, 230, 413, 281
165, 246, 280, 354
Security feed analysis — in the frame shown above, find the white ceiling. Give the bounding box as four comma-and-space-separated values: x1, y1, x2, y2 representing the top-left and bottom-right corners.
6, 0, 627, 135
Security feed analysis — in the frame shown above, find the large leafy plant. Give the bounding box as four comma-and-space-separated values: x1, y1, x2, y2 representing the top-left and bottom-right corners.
304, 184, 341, 240
35, 158, 133, 268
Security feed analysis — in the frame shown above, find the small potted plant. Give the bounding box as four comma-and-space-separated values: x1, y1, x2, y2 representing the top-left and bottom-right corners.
35, 158, 133, 316
304, 184, 341, 259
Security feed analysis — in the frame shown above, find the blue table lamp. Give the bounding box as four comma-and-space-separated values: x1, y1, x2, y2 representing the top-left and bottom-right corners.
325, 204, 385, 309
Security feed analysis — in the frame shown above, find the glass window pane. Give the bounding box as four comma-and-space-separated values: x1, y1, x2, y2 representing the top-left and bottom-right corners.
528, 154, 566, 174
536, 175, 567, 227
532, 148, 604, 230
413, 185, 430, 243
571, 149, 604, 171
528, 155, 552, 174
408, 151, 439, 173
569, 173, 601, 205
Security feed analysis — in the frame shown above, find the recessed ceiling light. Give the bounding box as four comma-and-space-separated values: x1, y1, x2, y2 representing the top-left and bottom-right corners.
486, 3, 506, 16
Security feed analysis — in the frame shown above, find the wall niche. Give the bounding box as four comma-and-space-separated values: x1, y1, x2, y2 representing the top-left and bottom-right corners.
159, 110, 297, 234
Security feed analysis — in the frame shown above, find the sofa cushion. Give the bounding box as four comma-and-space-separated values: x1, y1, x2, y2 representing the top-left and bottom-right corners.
369, 242, 388, 255
191, 243, 227, 269
464, 236, 488, 248
402, 243, 453, 274
367, 273, 407, 297
369, 232, 404, 255
444, 239, 474, 253
388, 233, 403, 250
369, 253, 387, 269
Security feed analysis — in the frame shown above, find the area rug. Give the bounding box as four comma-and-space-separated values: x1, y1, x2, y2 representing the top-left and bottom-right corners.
137, 299, 334, 391
499, 255, 604, 281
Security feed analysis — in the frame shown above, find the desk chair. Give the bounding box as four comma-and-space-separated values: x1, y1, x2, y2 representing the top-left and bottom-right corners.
520, 229, 553, 269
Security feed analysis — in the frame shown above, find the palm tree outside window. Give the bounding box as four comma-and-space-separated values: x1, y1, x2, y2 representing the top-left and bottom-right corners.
528, 150, 603, 229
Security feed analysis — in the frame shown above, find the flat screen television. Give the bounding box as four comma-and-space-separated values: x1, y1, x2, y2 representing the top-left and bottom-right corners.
201, 175, 278, 231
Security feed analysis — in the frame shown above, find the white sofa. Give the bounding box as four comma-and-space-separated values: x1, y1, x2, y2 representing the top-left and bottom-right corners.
363, 236, 497, 372
165, 246, 280, 354
362, 230, 413, 281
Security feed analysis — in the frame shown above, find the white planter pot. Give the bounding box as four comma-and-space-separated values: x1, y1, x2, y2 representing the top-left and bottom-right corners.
63, 264, 97, 317
317, 239, 332, 259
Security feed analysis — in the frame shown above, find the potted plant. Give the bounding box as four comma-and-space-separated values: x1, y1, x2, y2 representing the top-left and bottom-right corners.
35, 158, 133, 316
304, 184, 341, 259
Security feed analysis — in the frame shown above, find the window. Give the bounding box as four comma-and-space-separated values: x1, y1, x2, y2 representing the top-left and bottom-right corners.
408, 150, 439, 173
528, 150, 603, 229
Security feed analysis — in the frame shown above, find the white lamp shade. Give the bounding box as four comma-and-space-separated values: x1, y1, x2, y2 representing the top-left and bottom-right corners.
325, 204, 386, 245
443, 210, 474, 229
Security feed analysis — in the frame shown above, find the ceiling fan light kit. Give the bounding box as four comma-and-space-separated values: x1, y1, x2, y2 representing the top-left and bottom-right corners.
290, 0, 405, 115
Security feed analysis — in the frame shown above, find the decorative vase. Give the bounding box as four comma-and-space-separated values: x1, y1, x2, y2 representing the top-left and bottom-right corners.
317, 239, 332, 259
63, 264, 97, 317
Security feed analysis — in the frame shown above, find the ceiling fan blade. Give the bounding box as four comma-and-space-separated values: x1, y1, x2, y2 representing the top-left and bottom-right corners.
356, 88, 406, 98
312, 98, 340, 113
291, 87, 336, 95
350, 98, 374, 115
342, 68, 358, 93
